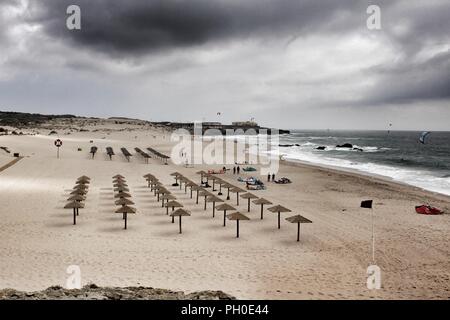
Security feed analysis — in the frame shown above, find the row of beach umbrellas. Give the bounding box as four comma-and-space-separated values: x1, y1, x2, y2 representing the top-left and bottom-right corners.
144, 173, 190, 233
64, 176, 90, 225
112, 174, 136, 229
169, 171, 311, 240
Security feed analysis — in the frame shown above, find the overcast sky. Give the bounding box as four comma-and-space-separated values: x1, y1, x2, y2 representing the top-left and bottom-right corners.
0, 0, 449, 130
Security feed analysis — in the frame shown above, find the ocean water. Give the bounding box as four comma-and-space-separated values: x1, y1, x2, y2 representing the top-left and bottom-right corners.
277, 130, 450, 196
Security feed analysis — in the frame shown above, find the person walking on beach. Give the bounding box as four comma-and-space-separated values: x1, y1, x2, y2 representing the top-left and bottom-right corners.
271, 173, 275, 182
233, 167, 236, 175
237, 166, 240, 174
267, 173, 271, 182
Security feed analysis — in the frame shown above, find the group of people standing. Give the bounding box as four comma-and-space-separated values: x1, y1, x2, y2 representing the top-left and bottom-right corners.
232, 166, 240, 175
267, 173, 276, 182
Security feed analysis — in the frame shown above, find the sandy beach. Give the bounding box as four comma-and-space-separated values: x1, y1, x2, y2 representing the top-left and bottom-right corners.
0, 118, 449, 300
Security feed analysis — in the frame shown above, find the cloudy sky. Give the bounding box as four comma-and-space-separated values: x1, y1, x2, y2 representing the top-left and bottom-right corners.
0, 0, 449, 130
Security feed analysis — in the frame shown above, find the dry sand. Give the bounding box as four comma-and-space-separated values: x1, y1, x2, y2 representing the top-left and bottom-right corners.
0, 119, 449, 299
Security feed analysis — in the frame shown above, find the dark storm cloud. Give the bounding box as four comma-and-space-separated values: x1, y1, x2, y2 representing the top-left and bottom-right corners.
363, 50, 450, 105
31, 0, 365, 56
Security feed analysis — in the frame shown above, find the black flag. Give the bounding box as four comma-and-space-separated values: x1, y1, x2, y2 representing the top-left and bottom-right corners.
361, 200, 373, 209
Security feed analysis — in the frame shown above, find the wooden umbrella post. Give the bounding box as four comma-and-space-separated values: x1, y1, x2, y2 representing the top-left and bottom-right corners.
196, 190, 199, 204
227, 187, 230, 200
223, 210, 227, 226
124, 213, 127, 230
204, 197, 207, 210
236, 219, 240, 238
247, 199, 251, 212
179, 216, 182, 234
297, 222, 300, 242
260, 204, 264, 219
236, 192, 240, 206
278, 212, 281, 229
212, 202, 215, 217
73, 208, 76, 225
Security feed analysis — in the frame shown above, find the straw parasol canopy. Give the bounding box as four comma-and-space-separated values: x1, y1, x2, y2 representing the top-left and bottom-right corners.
64, 201, 84, 225
286, 215, 312, 242
216, 203, 236, 226
170, 208, 191, 234
165, 200, 183, 220
114, 191, 132, 198
112, 174, 125, 179
240, 193, 258, 212
207, 175, 219, 191
70, 189, 87, 195
191, 185, 202, 202
73, 184, 88, 190
75, 179, 89, 185
206, 195, 224, 217
253, 198, 273, 219
77, 175, 90, 182
115, 205, 136, 230
67, 194, 85, 201
226, 212, 250, 238
113, 181, 128, 187
115, 198, 135, 206
143, 173, 155, 179
230, 187, 246, 206
156, 187, 169, 201
268, 205, 292, 229
114, 186, 130, 192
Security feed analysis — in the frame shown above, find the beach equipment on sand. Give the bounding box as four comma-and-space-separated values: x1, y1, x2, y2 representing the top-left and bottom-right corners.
227, 212, 250, 238
206, 195, 223, 217
415, 205, 443, 215
170, 208, 191, 234
252, 198, 273, 219
64, 201, 84, 225
170, 172, 182, 186
216, 203, 236, 226
240, 193, 258, 212
285, 215, 312, 242
268, 205, 292, 229
115, 205, 136, 229
165, 200, 183, 221
230, 187, 245, 206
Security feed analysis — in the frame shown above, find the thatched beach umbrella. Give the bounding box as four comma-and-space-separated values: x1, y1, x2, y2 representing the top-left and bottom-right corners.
77, 175, 90, 182
227, 212, 250, 238
170, 172, 182, 186
150, 180, 161, 192
160, 194, 176, 207
230, 187, 245, 206
207, 175, 219, 191
67, 194, 85, 202
113, 181, 128, 187
196, 170, 207, 184
156, 187, 169, 202
112, 174, 125, 179
75, 179, 89, 185
222, 183, 233, 200
115, 198, 135, 206
170, 208, 191, 234
199, 190, 214, 210
216, 203, 236, 226
253, 198, 273, 219
206, 195, 224, 217
165, 200, 183, 219
73, 184, 88, 190
240, 193, 258, 212
268, 205, 292, 229
191, 186, 203, 203
216, 179, 227, 195
183, 179, 195, 193
114, 187, 130, 193
115, 205, 136, 229
286, 215, 312, 242
64, 201, 84, 225
114, 191, 132, 199
186, 182, 197, 198
70, 189, 87, 195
